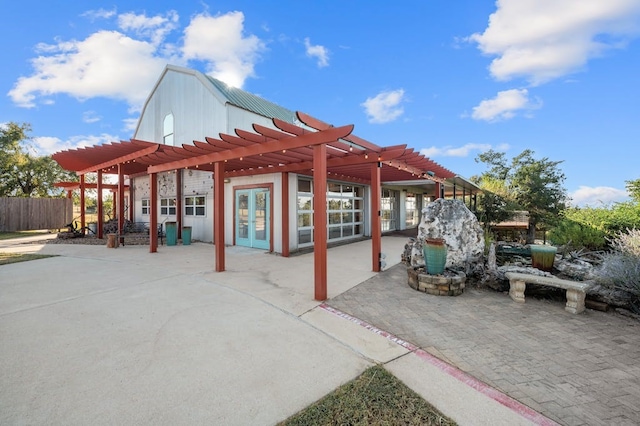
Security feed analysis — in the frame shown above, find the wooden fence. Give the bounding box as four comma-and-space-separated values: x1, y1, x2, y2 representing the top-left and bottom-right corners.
0, 197, 73, 232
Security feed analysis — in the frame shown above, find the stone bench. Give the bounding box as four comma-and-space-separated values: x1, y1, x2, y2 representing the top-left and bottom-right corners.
504, 272, 592, 314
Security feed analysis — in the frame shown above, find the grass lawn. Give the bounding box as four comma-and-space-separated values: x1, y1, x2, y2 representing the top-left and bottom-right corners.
279, 365, 457, 426
0, 252, 57, 266
0, 230, 52, 241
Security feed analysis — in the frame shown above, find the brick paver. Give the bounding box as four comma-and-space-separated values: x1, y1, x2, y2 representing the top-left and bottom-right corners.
328, 264, 640, 426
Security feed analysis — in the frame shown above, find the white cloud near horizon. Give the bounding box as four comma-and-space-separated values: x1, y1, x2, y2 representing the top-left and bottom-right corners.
361, 89, 405, 124
8, 10, 265, 110
420, 143, 510, 158
304, 37, 330, 67
471, 88, 541, 122
569, 185, 630, 207
468, 0, 640, 85
32, 133, 119, 156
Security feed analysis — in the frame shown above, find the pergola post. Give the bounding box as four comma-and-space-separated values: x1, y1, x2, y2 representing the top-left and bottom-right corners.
281, 172, 290, 257
79, 174, 86, 233
214, 161, 225, 272
118, 163, 125, 240
371, 162, 382, 272
313, 144, 328, 301
176, 169, 182, 240
97, 170, 104, 239
150, 173, 158, 253
434, 182, 442, 200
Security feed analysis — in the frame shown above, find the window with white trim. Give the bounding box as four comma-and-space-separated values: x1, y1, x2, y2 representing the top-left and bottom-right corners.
185, 196, 206, 216
296, 178, 364, 247
160, 198, 176, 215
163, 113, 174, 146
141, 198, 150, 215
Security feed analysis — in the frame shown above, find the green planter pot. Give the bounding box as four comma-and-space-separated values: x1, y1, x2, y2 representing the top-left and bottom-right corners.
530, 245, 557, 272
165, 222, 177, 246
423, 238, 447, 275
182, 226, 192, 245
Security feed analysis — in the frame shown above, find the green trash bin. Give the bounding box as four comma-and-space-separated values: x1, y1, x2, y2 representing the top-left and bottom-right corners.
165, 221, 177, 246
182, 226, 192, 245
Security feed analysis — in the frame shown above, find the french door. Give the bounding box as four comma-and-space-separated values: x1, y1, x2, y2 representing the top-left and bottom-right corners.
236, 188, 270, 250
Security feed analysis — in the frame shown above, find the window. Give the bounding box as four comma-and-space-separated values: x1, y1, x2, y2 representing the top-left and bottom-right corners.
405, 192, 419, 227
163, 113, 174, 146
185, 196, 206, 216
160, 198, 176, 215
296, 178, 364, 246
381, 189, 398, 231
141, 199, 150, 215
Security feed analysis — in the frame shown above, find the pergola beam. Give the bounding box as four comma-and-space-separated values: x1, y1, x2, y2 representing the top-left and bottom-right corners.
78, 144, 160, 175
148, 125, 354, 174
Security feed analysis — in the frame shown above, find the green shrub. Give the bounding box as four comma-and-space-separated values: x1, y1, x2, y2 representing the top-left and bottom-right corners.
548, 218, 607, 250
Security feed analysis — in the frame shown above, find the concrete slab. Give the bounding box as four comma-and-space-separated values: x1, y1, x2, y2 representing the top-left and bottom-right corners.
0, 235, 558, 425
386, 351, 545, 426
0, 246, 372, 425
300, 305, 410, 364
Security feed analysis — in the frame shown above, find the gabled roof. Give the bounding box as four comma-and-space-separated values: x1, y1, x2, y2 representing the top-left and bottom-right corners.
204, 75, 297, 123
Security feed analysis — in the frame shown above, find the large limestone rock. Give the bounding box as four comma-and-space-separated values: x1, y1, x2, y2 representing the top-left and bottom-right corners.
410, 199, 484, 271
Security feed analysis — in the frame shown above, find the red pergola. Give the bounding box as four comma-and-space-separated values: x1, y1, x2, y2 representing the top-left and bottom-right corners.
53, 112, 455, 300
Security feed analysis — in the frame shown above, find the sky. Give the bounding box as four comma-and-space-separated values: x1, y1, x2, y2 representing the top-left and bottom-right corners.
2, 0, 639, 206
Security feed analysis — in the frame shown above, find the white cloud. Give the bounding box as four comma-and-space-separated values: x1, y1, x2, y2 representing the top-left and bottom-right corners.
182, 11, 266, 88
33, 133, 118, 156
569, 185, 630, 206
81, 8, 117, 21
420, 143, 509, 158
82, 111, 101, 124
8, 30, 170, 110
8, 10, 265, 110
471, 88, 541, 122
118, 11, 179, 46
361, 89, 405, 124
304, 38, 329, 67
122, 118, 139, 133
468, 0, 640, 85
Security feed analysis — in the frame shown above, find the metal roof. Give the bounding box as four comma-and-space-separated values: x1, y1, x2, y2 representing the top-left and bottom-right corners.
204, 75, 297, 123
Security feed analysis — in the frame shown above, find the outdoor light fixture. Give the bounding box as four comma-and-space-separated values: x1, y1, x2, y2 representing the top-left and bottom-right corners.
426, 171, 435, 176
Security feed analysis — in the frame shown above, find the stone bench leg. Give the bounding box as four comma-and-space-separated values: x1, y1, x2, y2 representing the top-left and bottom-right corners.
509, 279, 526, 303
565, 289, 586, 314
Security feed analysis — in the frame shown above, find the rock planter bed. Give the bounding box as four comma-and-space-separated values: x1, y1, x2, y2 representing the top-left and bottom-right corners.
407, 267, 466, 296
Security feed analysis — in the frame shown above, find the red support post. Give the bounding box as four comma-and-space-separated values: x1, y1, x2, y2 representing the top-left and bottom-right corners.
79, 174, 86, 234
371, 163, 382, 272
97, 170, 104, 239
434, 182, 442, 200
281, 172, 290, 257
118, 163, 125, 240
214, 161, 225, 272
150, 173, 158, 253
313, 144, 327, 301
176, 169, 182, 240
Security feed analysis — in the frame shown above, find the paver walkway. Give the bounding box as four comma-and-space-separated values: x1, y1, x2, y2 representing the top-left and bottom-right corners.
328, 264, 640, 426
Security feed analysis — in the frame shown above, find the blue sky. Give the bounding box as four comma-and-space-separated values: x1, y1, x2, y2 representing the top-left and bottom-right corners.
2, 0, 639, 206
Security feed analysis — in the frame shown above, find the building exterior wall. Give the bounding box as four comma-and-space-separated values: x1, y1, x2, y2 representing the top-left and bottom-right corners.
129, 65, 452, 252
135, 68, 227, 146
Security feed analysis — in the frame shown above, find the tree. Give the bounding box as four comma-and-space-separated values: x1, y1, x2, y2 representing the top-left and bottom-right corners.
472, 176, 514, 231
475, 149, 568, 244
0, 122, 76, 197
626, 179, 640, 203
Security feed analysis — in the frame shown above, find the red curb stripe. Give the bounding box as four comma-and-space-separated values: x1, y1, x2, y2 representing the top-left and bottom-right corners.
319, 303, 559, 426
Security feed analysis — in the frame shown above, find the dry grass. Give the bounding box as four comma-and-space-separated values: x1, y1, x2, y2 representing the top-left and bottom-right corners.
279, 365, 456, 426
0, 230, 51, 241
0, 252, 56, 266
